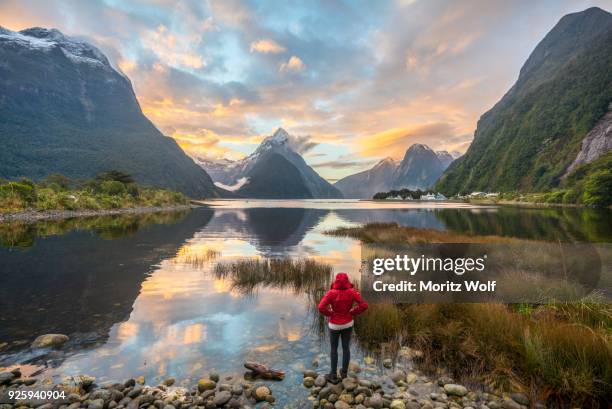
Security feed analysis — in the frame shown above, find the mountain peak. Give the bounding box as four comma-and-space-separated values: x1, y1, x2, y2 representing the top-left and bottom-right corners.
0, 26, 111, 68
406, 143, 434, 154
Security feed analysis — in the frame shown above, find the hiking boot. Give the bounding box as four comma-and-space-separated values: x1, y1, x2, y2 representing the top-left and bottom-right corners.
339, 369, 348, 379
325, 373, 340, 384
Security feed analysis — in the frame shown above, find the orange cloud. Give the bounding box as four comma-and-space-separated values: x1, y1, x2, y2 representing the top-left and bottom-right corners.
250, 39, 286, 53
280, 56, 305, 72
143, 24, 205, 69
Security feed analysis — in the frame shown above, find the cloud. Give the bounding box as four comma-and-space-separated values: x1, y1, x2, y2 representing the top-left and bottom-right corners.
311, 159, 377, 169
280, 56, 305, 72
142, 24, 205, 69
250, 39, 286, 54
286, 134, 318, 154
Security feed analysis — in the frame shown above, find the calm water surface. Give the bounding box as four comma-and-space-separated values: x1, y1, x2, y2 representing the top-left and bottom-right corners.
0, 200, 610, 402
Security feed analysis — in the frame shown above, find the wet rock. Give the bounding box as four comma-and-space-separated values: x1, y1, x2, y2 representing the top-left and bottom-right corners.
341, 377, 357, 391
0, 372, 14, 385
354, 386, 372, 397
443, 384, 467, 397
328, 394, 338, 403
136, 376, 145, 385
162, 378, 175, 387
406, 403, 420, 409
406, 373, 417, 384
510, 393, 529, 406
228, 398, 241, 408
382, 358, 393, 368
24, 378, 37, 386
339, 393, 353, 404
88, 399, 105, 409
231, 384, 243, 395
319, 386, 333, 400
314, 375, 327, 387
124, 379, 136, 388
334, 401, 350, 409
213, 391, 232, 406
390, 399, 405, 409
501, 399, 522, 409
304, 370, 318, 378
364, 357, 374, 365
390, 370, 405, 384
32, 334, 69, 349
163, 405, 176, 409
10, 368, 21, 377
366, 393, 383, 409
127, 386, 143, 398
254, 385, 271, 401
265, 394, 275, 403
437, 377, 453, 387
304, 377, 315, 388
358, 379, 372, 388
209, 373, 220, 383
90, 389, 112, 401
197, 379, 216, 393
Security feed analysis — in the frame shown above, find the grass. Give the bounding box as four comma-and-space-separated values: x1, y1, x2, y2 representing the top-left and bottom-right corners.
0, 174, 189, 214
353, 302, 611, 407
327, 222, 524, 244
213, 258, 333, 296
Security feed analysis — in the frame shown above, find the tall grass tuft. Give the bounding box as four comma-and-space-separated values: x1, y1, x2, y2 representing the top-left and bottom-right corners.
213, 258, 332, 296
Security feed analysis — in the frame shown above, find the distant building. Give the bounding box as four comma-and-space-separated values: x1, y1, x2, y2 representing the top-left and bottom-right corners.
435, 193, 447, 200
469, 192, 485, 198
421, 193, 436, 200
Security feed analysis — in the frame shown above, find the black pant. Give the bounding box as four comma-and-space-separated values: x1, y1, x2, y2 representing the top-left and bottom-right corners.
329, 327, 352, 375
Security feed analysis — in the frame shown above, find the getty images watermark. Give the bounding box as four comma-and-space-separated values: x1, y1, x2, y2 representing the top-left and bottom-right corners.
370, 254, 494, 293
359, 242, 608, 303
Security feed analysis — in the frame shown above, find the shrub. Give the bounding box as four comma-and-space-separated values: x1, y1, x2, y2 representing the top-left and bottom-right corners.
100, 180, 127, 196
582, 169, 612, 207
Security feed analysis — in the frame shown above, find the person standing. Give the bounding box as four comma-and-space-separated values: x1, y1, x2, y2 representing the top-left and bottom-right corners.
318, 272, 368, 383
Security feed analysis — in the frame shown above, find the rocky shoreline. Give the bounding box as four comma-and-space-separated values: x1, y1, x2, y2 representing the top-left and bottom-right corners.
0, 364, 539, 409
0, 205, 198, 223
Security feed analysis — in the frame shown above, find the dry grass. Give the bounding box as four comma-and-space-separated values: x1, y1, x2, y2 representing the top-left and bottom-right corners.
213, 258, 332, 296
327, 222, 525, 244
353, 302, 611, 407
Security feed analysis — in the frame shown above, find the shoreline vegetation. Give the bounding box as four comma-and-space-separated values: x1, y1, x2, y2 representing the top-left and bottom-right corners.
0, 171, 194, 221
326, 224, 611, 407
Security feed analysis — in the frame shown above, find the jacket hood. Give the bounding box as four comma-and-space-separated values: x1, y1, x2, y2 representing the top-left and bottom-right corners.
331, 272, 353, 290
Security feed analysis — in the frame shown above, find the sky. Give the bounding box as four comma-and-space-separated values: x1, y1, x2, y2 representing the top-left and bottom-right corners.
1, 0, 611, 181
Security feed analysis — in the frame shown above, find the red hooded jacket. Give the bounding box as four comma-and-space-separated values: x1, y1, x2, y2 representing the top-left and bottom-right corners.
318, 273, 368, 325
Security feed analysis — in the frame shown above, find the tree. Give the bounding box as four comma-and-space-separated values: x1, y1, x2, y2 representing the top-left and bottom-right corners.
582, 169, 612, 207
96, 170, 134, 184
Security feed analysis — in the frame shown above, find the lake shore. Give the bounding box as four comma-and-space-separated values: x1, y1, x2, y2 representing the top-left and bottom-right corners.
0, 204, 198, 223
0, 358, 536, 409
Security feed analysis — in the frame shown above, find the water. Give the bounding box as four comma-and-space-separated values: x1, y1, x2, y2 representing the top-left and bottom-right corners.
0, 200, 610, 402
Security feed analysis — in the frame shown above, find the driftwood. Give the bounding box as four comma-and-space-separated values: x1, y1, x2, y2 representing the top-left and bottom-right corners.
244, 361, 285, 380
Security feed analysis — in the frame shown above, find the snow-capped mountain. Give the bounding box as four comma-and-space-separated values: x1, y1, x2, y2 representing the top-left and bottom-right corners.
334, 144, 458, 198
0, 26, 222, 198
198, 128, 343, 198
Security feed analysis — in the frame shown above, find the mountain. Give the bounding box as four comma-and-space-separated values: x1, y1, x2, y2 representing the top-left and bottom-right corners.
392, 144, 448, 190
436, 150, 461, 168
334, 145, 455, 198
0, 27, 223, 198
334, 157, 397, 198
199, 128, 343, 198
436, 7, 612, 195
235, 151, 313, 198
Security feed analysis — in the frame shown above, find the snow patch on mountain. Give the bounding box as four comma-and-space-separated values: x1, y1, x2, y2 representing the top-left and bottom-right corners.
0, 26, 112, 69
214, 177, 249, 192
